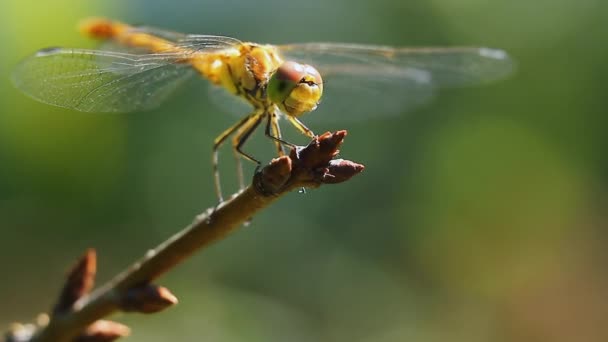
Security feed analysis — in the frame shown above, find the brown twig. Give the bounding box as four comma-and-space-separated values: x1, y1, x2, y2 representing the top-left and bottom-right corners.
3, 131, 363, 342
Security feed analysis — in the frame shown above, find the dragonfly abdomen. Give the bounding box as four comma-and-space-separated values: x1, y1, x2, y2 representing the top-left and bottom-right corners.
81, 18, 178, 53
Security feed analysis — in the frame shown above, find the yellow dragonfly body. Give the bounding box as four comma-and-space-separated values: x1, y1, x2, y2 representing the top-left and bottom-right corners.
12, 18, 513, 201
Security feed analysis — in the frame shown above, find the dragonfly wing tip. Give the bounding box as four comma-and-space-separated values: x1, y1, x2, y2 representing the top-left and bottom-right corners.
479, 47, 509, 60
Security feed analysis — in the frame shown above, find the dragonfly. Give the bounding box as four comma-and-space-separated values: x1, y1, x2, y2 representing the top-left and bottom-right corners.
12, 18, 513, 202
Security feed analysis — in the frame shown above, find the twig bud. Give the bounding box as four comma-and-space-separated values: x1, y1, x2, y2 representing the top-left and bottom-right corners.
320, 159, 365, 184
54, 249, 97, 314
257, 156, 292, 195
295, 130, 346, 169
120, 284, 178, 314
74, 320, 130, 342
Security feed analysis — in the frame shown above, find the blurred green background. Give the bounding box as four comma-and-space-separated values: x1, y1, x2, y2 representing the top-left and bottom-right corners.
1, 0, 607, 341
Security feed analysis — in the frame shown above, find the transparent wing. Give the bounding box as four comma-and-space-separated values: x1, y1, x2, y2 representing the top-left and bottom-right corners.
99, 25, 242, 55
303, 66, 436, 123
174, 35, 242, 52
127, 25, 187, 42
279, 44, 513, 86
207, 83, 253, 117
12, 48, 198, 112
12, 28, 243, 113
128, 24, 244, 49
278, 43, 513, 122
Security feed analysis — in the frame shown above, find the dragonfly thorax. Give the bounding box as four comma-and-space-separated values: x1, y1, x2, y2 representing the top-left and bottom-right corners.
216, 43, 323, 118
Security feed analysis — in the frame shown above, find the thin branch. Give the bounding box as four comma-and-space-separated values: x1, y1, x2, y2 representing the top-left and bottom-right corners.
4, 131, 363, 342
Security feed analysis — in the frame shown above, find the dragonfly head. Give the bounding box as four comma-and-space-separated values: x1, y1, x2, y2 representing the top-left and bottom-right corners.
268, 61, 323, 117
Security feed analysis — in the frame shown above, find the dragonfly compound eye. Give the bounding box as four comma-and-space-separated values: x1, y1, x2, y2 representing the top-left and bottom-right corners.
268, 61, 323, 117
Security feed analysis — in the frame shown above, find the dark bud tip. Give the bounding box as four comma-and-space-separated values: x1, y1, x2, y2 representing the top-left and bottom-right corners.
297, 130, 348, 169
319, 130, 347, 152
121, 285, 178, 314
54, 249, 97, 314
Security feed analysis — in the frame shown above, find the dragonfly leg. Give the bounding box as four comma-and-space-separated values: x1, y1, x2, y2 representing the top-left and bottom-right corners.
213, 113, 257, 203
232, 112, 264, 190
270, 112, 286, 156
234, 114, 264, 165
287, 116, 316, 138
231, 125, 247, 191
265, 114, 297, 150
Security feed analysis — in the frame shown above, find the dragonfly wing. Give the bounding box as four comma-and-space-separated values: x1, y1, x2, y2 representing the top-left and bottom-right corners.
305, 69, 436, 123
207, 84, 252, 118
129, 25, 187, 42
12, 48, 196, 113
278, 43, 513, 122
173, 35, 243, 52
279, 44, 513, 86
127, 24, 244, 49
98, 24, 242, 55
